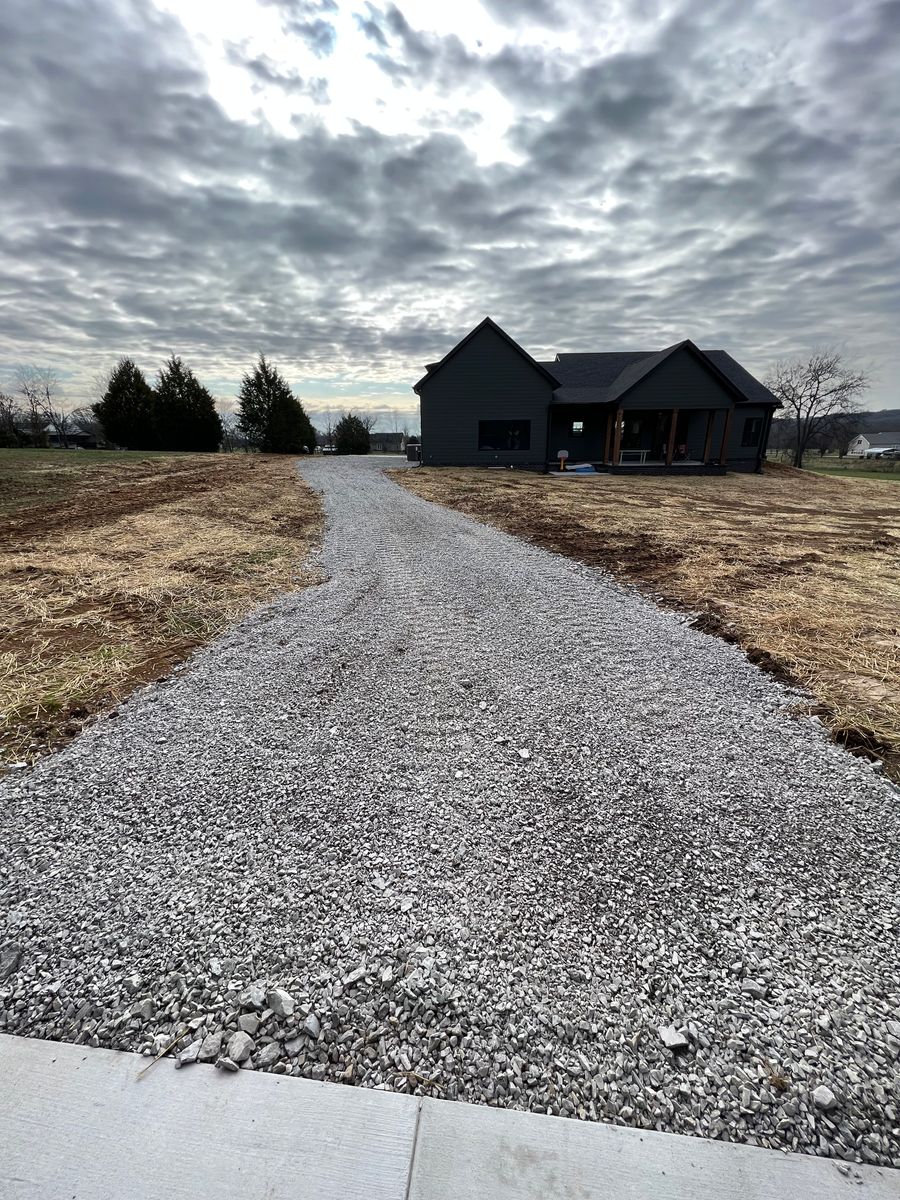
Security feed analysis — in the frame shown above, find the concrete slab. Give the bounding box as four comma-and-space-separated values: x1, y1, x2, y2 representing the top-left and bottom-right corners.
0, 1034, 419, 1200
2, 1034, 898, 1200
409, 1099, 900, 1199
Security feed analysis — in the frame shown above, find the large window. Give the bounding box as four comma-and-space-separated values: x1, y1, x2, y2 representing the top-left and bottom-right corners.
478, 420, 531, 451
741, 416, 763, 447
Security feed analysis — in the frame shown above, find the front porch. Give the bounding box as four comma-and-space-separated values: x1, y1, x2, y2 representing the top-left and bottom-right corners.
548, 404, 732, 472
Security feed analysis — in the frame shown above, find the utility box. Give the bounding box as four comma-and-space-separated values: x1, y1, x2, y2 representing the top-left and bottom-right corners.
406, 442, 421, 462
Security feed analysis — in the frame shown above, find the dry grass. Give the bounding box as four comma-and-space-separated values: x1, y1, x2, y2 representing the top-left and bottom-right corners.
394, 463, 900, 777
1, 450, 322, 764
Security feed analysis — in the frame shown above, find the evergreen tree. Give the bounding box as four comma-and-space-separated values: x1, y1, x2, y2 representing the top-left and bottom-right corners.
92, 358, 157, 449
333, 413, 371, 455
155, 356, 222, 452
237, 355, 316, 453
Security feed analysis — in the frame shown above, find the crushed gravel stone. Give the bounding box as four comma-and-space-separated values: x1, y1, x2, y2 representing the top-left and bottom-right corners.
1, 456, 899, 1168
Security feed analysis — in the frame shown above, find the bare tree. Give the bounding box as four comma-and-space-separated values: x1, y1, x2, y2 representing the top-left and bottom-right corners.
14, 374, 46, 446
219, 410, 251, 453
17, 366, 73, 448
321, 411, 336, 448
0, 391, 24, 447
89, 367, 114, 405
764, 349, 869, 468
806, 410, 859, 458
357, 410, 378, 433
70, 406, 105, 446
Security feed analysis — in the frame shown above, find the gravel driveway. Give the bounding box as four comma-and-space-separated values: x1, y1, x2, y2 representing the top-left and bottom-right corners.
2, 457, 899, 1168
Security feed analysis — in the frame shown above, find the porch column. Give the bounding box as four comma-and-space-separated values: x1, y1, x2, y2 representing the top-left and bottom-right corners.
665, 409, 679, 466
603, 410, 612, 464
702, 411, 715, 463
718, 408, 733, 466
611, 407, 623, 465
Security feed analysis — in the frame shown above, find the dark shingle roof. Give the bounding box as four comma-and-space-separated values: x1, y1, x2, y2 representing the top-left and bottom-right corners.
546, 344, 779, 407
703, 351, 780, 407
543, 353, 649, 389
864, 432, 900, 447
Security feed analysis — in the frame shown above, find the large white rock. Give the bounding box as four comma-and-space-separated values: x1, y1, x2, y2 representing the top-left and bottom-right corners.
227, 1031, 255, 1064
266, 988, 296, 1019
657, 1025, 689, 1052
812, 1085, 838, 1112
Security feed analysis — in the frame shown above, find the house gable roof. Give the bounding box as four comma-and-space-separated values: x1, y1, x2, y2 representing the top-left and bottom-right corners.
605, 342, 687, 405
548, 343, 780, 407
413, 317, 560, 393
863, 431, 900, 447
415, 320, 780, 408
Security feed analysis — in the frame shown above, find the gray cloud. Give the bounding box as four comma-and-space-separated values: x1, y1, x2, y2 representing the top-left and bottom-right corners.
260, 0, 338, 54
225, 44, 329, 102
357, 3, 571, 103
0, 0, 898, 412
478, 0, 567, 26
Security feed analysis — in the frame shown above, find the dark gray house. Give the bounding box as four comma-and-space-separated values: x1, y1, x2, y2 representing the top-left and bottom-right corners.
414, 318, 780, 472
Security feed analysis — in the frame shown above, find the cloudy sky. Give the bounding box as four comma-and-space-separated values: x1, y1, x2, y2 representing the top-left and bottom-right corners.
1, 0, 898, 428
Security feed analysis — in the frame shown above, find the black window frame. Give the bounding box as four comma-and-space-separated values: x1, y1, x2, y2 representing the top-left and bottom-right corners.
741, 416, 763, 447
477, 419, 531, 452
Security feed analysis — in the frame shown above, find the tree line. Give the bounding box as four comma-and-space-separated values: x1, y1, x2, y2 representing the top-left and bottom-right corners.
94, 356, 223, 451
0, 354, 379, 455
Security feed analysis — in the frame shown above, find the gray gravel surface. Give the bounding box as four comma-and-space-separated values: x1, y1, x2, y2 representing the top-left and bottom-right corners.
2, 456, 899, 1167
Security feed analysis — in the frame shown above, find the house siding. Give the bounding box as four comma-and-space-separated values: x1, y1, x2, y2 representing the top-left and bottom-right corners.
619, 347, 735, 411
419, 324, 553, 466
549, 407, 607, 462
727, 405, 769, 469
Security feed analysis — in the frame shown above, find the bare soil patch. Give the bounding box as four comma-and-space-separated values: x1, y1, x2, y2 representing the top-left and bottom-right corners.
394, 463, 900, 778
1, 450, 321, 765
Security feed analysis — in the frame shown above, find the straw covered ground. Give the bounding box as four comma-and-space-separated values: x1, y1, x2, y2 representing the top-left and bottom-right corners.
394, 463, 900, 779
0, 449, 321, 765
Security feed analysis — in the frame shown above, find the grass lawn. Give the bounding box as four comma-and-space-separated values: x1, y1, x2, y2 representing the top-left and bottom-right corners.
394, 463, 900, 778
1, 449, 321, 765
0, 448, 205, 515
767, 453, 900, 483
806, 466, 900, 482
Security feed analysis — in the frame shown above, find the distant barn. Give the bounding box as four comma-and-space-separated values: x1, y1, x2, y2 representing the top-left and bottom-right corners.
847, 431, 900, 458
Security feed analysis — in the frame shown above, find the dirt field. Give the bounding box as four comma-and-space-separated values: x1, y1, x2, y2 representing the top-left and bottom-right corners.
1, 450, 321, 765
394, 464, 900, 777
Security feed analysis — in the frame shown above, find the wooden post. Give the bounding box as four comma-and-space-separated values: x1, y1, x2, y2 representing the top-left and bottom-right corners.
665, 409, 679, 466
611, 407, 623, 465
702, 410, 715, 463
603, 410, 612, 464
718, 408, 733, 466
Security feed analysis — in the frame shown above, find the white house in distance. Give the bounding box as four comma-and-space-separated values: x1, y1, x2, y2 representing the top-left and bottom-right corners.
847, 431, 900, 457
